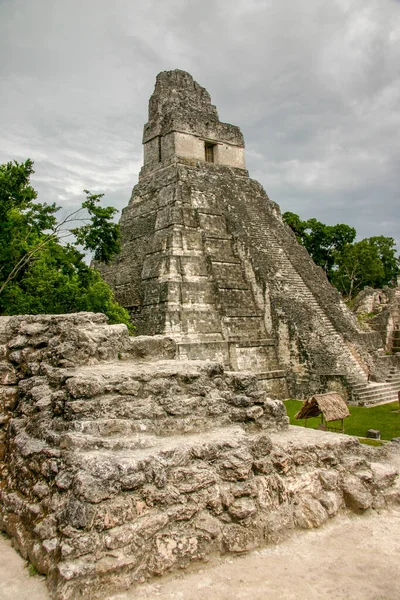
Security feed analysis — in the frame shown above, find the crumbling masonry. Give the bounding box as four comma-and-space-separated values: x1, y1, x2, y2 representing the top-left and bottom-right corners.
0, 313, 399, 599
1, 71, 400, 600
99, 69, 400, 406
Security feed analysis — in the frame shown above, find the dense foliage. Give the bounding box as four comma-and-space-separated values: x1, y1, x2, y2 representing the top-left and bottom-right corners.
283, 211, 399, 300
0, 159, 132, 329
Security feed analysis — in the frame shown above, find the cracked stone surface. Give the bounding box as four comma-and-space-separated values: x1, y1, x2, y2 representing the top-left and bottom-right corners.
0, 313, 399, 599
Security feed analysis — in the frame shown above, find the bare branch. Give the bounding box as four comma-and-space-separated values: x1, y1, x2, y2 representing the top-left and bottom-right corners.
0, 232, 57, 296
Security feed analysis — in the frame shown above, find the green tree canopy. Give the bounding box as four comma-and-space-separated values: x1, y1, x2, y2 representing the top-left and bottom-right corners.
332, 237, 399, 300
283, 211, 399, 300
283, 211, 356, 278
0, 159, 132, 330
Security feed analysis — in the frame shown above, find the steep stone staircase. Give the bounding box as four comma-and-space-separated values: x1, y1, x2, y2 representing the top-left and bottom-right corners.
350, 368, 400, 406
240, 201, 400, 405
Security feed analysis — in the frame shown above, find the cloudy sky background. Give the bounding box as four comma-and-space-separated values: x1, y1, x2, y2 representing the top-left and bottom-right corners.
1, 0, 399, 250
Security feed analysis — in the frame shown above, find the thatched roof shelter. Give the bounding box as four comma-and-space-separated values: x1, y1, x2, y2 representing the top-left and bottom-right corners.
295, 392, 350, 422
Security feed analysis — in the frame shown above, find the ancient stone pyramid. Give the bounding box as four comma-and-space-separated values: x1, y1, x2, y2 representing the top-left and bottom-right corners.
1, 70, 399, 600
100, 69, 400, 405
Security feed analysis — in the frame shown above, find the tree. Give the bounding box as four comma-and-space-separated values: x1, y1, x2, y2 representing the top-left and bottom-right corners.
71, 190, 121, 263
0, 159, 58, 296
0, 159, 132, 330
367, 236, 399, 286
332, 237, 399, 300
283, 212, 356, 279
283, 211, 399, 299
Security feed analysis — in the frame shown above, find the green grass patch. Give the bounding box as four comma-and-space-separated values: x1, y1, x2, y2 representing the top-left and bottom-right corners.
27, 563, 39, 577
284, 399, 400, 441
358, 438, 384, 447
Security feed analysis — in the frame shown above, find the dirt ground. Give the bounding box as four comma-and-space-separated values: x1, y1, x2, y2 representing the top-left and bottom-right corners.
1, 505, 400, 600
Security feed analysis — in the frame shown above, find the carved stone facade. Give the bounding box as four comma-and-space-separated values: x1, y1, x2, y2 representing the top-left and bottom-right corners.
100, 70, 400, 405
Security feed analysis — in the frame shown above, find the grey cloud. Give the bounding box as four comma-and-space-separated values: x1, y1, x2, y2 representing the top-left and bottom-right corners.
0, 0, 399, 251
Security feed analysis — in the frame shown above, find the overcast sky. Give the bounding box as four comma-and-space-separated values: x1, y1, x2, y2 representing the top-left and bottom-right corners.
1, 0, 399, 250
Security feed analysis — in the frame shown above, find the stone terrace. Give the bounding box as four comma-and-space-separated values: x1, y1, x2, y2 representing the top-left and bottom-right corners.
0, 314, 399, 599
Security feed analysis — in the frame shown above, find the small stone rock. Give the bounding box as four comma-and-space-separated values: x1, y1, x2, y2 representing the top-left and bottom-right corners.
319, 490, 343, 516
0, 362, 17, 385
341, 475, 373, 511
319, 469, 339, 491
246, 406, 264, 420
222, 524, 260, 553
294, 495, 329, 529
370, 462, 398, 490
194, 511, 222, 539
228, 497, 257, 520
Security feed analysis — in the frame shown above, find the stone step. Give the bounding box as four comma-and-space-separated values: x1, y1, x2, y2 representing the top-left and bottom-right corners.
65, 394, 234, 433
61, 359, 279, 434
354, 381, 400, 395
70, 418, 154, 437
60, 431, 161, 452
362, 396, 397, 407
385, 374, 400, 383
256, 369, 286, 380
350, 383, 373, 391
69, 424, 248, 479
355, 389, 398, 402
353, 395, 398, 407
54, 424, 387, 598
235, 338, 275, 347
356, 390, 398, 403
353, 386, 399, 398
63, 359, 218, 390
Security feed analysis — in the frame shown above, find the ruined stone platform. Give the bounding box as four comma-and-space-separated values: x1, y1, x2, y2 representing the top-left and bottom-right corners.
0, 314, 399, 600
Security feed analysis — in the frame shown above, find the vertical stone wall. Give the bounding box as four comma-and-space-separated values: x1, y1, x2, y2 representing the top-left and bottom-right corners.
0, 317, 18, 474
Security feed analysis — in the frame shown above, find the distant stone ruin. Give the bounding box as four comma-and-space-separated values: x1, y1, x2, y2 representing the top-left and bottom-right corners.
0, 313, 399, 599
99, 69, 400, 406
353, 285, 400, 355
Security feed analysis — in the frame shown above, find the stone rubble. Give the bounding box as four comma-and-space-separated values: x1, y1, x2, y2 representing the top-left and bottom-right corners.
0, 313, 399, 599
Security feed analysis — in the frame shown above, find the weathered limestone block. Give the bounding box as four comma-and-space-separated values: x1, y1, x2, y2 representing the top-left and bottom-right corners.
294, 495, 329, 529
341, 474, 373, 511
0, 313, 399, 600
0, 362, 17, 385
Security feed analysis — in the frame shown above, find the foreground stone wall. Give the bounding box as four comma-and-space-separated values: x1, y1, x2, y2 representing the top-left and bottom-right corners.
0, 313, 399, 599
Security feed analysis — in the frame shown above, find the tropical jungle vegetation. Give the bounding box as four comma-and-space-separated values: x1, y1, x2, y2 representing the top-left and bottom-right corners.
283, 211, 399, 300
0, 159, 132, 329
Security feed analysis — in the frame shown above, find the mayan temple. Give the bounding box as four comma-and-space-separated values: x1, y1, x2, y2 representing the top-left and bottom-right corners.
1, 69, 400, 600
100, 69, 400, 406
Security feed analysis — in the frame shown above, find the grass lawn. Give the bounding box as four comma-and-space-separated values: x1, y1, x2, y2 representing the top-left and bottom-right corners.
284, 400, 400, 441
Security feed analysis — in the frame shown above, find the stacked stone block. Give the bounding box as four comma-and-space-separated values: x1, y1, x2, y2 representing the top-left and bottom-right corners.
0, 314, 399, 599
